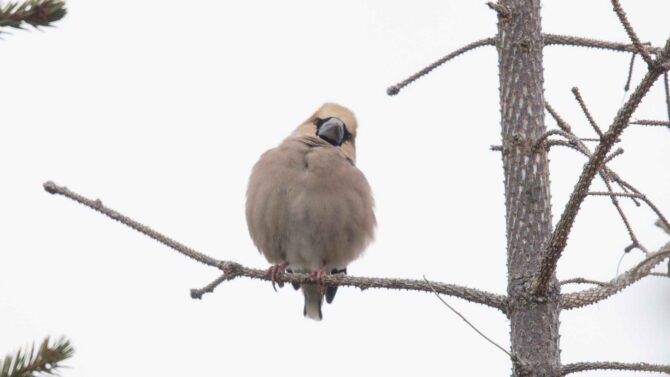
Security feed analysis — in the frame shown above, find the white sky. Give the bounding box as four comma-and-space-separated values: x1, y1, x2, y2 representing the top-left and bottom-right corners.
1, 1, 669, 376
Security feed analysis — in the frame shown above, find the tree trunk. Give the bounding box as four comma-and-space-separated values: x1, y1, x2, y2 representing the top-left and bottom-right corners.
497, 0, 561, 375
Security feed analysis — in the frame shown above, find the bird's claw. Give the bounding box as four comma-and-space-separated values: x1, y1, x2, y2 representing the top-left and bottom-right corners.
307, 269, 328, 295
266, 262, 289, 292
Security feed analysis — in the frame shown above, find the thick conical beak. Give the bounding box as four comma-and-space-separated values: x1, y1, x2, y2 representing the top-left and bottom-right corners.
317, 117, 345, 146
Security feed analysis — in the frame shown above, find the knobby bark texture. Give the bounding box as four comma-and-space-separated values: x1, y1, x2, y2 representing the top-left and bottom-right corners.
497, 1, 560, 375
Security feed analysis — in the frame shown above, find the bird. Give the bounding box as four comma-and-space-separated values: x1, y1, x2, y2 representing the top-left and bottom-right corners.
245, 103, 376, 320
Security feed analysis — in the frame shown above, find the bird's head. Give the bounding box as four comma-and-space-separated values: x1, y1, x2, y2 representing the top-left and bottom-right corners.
294, 103, 358, 162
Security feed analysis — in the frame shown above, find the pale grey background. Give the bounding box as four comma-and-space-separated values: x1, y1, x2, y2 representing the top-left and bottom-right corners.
1, 1, 669, 376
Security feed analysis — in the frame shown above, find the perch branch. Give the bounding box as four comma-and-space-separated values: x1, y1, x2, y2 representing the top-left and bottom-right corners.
561, 242, 670, 309
534, 39, 670, 295
561, 361, 670, 375
43, 181, 509, 313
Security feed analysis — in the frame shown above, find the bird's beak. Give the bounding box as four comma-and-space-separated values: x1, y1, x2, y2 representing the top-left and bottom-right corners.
317, 117, 345, 146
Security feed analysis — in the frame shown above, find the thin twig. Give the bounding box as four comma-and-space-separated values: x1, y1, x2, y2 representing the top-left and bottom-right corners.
532, 129, 576, 151
190, 274, 234, 299
561, 361, 670, 375
664, 72, 670, 122
610, 0, 655, 67
571, 87, 604, 139
591, 178, 647, 254
561, 243, 670, 309
534, 39, 670, 295
544, 33, 662, 55
603, 148, 624, 164
631, 119, 670, 126
386, 37, 495, 96
544, 102, 640, 206
423, 276, 513, 359
624, 53, 637, 91
545, 102, 573, 133
649, 272, 670, 278
588, 191, 670, 231
43, 181, 509, 313
559, 278, 606, 287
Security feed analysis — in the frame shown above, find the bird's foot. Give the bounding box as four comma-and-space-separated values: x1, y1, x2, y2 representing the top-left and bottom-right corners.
307, 268, 328, 295
266, 261, 289, 292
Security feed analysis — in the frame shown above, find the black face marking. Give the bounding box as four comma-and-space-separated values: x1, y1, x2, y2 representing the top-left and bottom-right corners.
313, 117, 352, 146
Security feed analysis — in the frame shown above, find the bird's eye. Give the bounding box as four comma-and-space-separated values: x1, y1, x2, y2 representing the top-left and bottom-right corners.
343, 128, 353, 141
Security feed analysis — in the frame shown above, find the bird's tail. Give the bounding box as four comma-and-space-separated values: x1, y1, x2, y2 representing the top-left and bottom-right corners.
302, 284, 323, 321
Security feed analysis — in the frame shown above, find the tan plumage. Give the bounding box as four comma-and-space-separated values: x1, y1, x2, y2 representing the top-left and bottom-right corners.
246, 103, 376, 320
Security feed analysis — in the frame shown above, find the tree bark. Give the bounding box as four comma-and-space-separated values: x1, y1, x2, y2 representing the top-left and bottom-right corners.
497, 1, 561, 375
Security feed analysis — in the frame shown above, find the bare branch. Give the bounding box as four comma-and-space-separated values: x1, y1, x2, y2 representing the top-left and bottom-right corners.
649, 272, 670, 278
386, 37, 495, 96
534, 39, 670, 295
665, 72, 670, 122
423, 276, 514, 360
596, 179, 647, 253
387, 34, 664, 96
610, 0, 655, 67
624, 53, 637, 91
603, 147, 624, 164
43, 181, 509, 313
571, 87, 604, 139
545, 102, 573, 133
559, 278, 606, 287
532, 129, 576, 151
631, 119, 670, 127
544, 33, 662, 55
190, 274, 234, 299
561, 243, 670, 309
588, 191, 670, 232
561, 361, 670, 375
657, 219, 670, 235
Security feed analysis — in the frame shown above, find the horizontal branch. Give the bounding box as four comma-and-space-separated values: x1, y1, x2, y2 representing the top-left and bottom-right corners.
561, 361, 670, 375
561, 242, 670, 309
43, 181, 509, 313
559, 278, 606, 287
543, 33, 662, 55
386, 33, 664, 96
631, 119, 670, 126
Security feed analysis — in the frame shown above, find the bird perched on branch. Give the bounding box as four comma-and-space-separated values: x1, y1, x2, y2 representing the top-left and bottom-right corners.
246, 103, 376, 320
